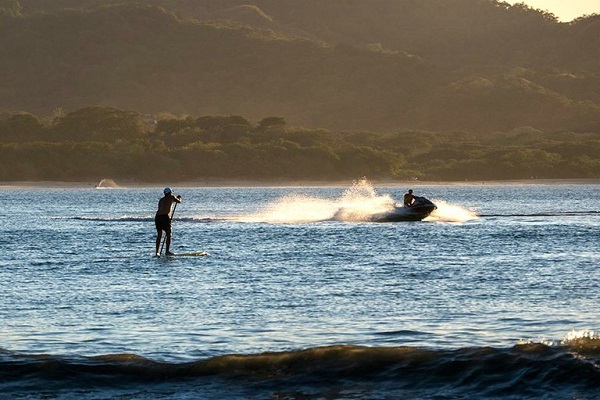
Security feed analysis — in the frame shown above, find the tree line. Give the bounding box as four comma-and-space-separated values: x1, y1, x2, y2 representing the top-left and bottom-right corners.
1, 107, 598, 182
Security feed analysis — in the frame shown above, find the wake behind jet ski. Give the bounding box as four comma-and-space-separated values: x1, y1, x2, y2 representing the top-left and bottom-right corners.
371, 191, 437, 222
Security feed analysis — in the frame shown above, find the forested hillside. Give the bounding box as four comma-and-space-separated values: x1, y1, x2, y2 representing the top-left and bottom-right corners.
1, 107, 598, 181
1, 0, 599, 181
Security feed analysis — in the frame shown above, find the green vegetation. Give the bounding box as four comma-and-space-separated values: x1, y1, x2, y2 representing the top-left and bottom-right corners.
1, 107, 598, 181
0, 1, 598, 181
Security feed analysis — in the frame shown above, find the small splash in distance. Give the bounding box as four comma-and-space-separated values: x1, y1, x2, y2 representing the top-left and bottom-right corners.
95, 178, 121, 189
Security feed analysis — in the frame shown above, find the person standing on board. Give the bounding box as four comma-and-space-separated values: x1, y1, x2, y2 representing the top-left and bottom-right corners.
403, 189, 415, 207
155, 187, 182, 256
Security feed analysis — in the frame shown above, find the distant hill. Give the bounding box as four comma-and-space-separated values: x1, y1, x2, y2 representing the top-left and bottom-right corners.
17, 0, 600, 69
2, 0, 599, 132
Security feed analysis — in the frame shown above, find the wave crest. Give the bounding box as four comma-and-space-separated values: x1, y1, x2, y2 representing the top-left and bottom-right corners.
1, 343, 598, 399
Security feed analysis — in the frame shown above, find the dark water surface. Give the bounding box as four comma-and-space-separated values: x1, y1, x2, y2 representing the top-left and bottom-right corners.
1, 182, 598, 399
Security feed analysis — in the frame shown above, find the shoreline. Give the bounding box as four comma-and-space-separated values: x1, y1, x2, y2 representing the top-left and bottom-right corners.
1, 178, 599, 189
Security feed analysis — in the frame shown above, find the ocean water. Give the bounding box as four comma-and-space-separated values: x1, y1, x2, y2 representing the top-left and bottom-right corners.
1, 180, 598, 399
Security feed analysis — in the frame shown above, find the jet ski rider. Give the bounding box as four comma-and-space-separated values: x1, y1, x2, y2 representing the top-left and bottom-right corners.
403, 189, 415, 207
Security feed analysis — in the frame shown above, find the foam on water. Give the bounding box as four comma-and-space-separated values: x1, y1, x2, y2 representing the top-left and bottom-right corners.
426, 199, 479, 222
563, 329, 599, 342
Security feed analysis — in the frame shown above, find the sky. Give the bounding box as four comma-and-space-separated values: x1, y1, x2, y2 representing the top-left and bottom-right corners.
504, 0, 600, 21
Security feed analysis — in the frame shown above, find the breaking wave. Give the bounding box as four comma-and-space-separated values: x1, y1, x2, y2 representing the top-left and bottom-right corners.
1, 336, 598, 399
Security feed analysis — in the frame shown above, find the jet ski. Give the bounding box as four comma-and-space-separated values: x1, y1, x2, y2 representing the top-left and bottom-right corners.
371, 196, 437, 222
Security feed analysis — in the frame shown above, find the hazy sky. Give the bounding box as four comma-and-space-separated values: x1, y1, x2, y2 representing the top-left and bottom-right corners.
504, 0, 600, 21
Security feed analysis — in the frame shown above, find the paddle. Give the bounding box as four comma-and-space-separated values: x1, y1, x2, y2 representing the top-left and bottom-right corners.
159, 202, 178, 256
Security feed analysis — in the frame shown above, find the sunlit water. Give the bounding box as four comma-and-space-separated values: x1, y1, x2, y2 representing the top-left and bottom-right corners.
1, 180, 598, 399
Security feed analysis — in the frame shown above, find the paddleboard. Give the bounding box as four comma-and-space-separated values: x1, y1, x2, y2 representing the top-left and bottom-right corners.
166, 251, 209, 257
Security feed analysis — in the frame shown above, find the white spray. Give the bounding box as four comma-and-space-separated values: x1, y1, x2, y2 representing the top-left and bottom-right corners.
95, 178, 120, 189
426, 200, 479, 222
237, 179, 478, 223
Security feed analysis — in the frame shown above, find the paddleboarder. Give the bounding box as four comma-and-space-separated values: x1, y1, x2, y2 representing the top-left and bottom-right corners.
155, 187, 182, 256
